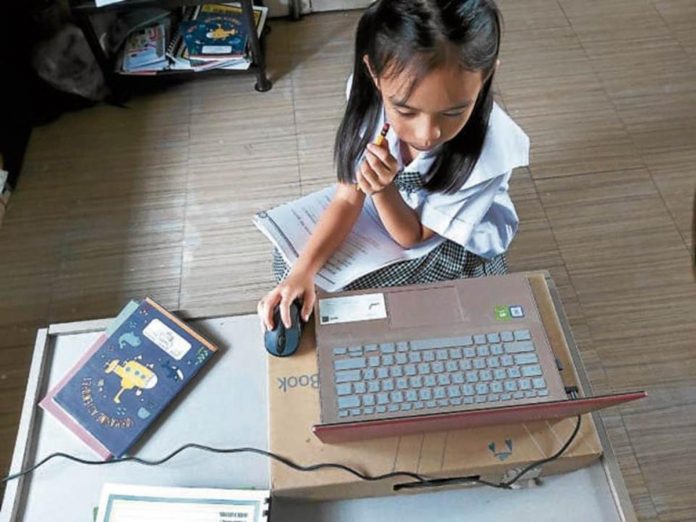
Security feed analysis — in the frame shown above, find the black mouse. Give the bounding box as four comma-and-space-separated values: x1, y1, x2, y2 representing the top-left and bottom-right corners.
264, 301, 302, 357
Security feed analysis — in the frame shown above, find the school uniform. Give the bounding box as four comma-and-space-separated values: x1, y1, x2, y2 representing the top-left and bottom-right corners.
273, 101, 530, 290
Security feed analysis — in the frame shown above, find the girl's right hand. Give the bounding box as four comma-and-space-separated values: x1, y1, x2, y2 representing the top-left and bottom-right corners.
258, 270, 316, 331
356, 139, 399, 194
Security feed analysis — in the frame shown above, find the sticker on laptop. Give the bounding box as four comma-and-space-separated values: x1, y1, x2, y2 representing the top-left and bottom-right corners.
319, 293, 387, 325
509, 305, 525, 318
143, 318, 192, 360
494, 305, 525, 321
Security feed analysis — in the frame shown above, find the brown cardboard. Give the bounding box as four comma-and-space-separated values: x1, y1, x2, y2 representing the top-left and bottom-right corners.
268, 272, 602, 500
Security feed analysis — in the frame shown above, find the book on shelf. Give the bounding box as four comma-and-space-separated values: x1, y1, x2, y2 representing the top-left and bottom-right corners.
168, 8, 254, 72
95, 483, 271, 522
121, 20, 170, 72
39, 298, 219, 460
117, 3, 267, 75
107, 7, 171, 55
180, 3, 268, 61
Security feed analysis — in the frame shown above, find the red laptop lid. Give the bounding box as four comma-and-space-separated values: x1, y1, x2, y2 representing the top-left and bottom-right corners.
313, 391, 646, 444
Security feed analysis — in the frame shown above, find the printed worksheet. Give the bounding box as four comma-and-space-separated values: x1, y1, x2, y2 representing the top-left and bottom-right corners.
254, 186, 443, 291
96, 483, 270, 522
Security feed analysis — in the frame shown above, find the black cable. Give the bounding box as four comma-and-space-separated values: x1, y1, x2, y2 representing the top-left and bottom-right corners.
501, 415, 582, 489
1, 443, 429, 484
395, 415, 583, 491
500, 414, 582, 488
2, 415, 582, 490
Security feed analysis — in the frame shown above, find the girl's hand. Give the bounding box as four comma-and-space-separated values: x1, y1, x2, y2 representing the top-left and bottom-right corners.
258, 269, 316, 331
356, 140, 399, 194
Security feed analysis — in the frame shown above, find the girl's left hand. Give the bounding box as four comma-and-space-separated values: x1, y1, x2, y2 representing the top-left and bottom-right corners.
356, 141, 399, 194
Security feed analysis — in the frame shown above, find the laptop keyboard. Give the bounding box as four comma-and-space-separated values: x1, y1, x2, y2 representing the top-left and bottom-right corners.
329, 330, 550, 420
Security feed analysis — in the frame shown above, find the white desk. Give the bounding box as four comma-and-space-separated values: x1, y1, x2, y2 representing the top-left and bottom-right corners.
1, 313, 635, 521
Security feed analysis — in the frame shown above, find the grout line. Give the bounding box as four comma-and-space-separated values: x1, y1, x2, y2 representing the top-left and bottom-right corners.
289, 67, 304, 196
177, 85, 194, 311
558, 0, 693, 260
650, 0, 696, 69
539, 1, 669, 517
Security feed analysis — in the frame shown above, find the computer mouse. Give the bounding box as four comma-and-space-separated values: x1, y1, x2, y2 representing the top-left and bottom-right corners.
264, 301, 302, 357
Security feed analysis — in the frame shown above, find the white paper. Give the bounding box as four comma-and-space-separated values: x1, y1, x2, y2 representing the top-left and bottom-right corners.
202, 45, 233, 54
95, 0, 125, 7
143, 318, 191, 360
96, 483, 270, 522
253, 187, 443, 291
319, 293, 387, 325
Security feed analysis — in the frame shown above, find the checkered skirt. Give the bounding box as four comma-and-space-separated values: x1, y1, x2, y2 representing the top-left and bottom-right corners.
272, 171, 508, 290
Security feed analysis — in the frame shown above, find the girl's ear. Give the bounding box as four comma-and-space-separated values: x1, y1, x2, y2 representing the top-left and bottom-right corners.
362, 55, 380, 90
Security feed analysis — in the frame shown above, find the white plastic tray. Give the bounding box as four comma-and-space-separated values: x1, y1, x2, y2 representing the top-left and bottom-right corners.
1, 309, 636, 521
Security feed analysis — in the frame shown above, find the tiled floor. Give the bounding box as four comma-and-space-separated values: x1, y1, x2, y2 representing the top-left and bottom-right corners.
1, 2, 695, 518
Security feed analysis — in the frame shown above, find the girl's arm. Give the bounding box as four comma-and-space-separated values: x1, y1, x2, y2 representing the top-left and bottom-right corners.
259, 183, 365, 330
358, 141, 436, 248
370, 185, 436, 248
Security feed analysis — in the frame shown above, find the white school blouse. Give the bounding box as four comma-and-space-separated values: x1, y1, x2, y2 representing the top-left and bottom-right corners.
346, 75, 529, 258
359, 103, 529, 260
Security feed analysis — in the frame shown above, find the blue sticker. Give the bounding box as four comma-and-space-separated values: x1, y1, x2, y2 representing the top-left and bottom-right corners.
488, 439, 513, 461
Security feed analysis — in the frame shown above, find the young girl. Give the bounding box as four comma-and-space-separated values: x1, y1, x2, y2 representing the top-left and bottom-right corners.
260, 0, 529, 330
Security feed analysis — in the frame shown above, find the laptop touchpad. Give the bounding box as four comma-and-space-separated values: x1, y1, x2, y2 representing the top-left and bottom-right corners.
388, 286, 462, 328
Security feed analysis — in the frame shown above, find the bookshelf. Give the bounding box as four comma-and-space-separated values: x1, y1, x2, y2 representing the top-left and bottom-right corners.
69, 0, 272, 92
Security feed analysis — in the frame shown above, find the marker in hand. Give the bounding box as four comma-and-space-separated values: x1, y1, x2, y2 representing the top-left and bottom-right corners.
356, 123, 390, 192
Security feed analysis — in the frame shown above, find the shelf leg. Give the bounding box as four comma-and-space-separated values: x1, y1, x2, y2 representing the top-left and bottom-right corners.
242, 0, 272, 92
72, 9, 114, 92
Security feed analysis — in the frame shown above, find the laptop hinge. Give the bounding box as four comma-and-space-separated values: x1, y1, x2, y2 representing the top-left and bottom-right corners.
564, 386, 579, 399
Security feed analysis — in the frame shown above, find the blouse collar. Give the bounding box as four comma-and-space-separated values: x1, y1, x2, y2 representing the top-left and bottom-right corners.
374, 103, 529, 190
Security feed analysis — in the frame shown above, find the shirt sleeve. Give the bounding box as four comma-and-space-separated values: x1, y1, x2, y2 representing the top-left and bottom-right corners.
418, 174, 505, 250
465, 171, 519, 259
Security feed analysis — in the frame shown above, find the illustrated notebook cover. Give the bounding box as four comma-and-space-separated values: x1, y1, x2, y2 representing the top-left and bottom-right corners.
123, 21, 170, 71
40, 298, 218, 460
179, 3, 264, 59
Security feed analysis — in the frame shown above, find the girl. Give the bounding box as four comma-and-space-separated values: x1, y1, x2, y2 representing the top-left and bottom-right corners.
260, 0, 529, 330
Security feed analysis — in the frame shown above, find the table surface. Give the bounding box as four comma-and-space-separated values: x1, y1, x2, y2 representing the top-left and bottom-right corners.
2, 314, 630, 521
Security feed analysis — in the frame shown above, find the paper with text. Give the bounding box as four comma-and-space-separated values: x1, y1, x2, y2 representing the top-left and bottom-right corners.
96, 483, 270, 522
253, 187, 443, 291
319, 293, 387, 324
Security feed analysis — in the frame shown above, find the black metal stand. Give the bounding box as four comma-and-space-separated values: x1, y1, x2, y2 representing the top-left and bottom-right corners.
69, 0, 272, 94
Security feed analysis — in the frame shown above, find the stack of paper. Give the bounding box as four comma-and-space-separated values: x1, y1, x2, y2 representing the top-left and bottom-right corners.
95, 484, 270, 522
253, 187, 443, 291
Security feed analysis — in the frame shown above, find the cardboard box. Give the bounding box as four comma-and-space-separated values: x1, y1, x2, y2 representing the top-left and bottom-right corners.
268, 272, 602, 500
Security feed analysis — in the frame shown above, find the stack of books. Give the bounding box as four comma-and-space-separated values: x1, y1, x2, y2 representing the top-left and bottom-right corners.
116, 3, 268, 75
120, 20, 170, 74
40, 298, 219, 459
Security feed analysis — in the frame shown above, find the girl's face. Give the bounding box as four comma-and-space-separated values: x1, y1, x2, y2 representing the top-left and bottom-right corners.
370, 61, 485, 158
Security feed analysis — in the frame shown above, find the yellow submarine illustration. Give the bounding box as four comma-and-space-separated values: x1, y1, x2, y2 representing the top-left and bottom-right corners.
105, 359, 158, 404
206, 24, 238, 40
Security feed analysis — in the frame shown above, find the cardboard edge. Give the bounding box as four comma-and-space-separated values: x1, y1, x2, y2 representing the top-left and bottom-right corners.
268, 272, 607, 500
272, 451, 603, 501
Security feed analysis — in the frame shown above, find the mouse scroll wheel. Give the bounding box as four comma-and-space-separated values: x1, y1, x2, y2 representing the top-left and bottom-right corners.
277, 332, 286, 353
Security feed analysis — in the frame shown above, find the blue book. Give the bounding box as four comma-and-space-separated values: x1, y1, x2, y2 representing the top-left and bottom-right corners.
41, 298, 218, 459
180, 3, 263, 59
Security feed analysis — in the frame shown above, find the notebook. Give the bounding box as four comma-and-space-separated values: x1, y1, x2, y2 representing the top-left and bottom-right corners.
40, 298, 218, 459
313, 273, 645, 443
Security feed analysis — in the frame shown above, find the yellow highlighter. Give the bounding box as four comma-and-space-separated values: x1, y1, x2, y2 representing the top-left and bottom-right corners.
356, 122, 390, 191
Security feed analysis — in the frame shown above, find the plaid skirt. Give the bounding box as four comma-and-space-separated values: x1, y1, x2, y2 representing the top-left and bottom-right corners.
272, 171, 508, 290
272, 242, 508, 291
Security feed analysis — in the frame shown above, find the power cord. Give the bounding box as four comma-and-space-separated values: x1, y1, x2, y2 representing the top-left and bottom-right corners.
2, 415, 582, 491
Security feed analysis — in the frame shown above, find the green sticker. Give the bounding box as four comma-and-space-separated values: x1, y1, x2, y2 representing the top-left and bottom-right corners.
495, 305, 510, 321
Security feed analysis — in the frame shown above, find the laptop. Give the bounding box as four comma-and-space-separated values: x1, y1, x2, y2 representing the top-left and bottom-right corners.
312, 273, 645, 443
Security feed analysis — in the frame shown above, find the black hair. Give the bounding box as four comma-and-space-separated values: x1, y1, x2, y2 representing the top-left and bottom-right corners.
334, 0, 503, 194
